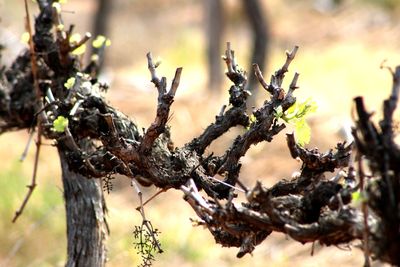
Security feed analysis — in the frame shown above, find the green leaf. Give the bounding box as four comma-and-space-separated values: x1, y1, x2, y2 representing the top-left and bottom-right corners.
52, 2, 62, 14
351, 191, 368, 204
275, 97, 318, 146
273, 106, 284, 120
249, 114, 257, 124
20, 32, 30, 44
64, 77, 75, 90
246, 114, 257, 131
284, 98, 317, 122
351, 191, 361, 202
284, 102, 298, 121
295, 97, 317, 119
294, 118, 311, 146
92, 35, 111, 49
53, 116, 69, 133
69, 33, 86, 56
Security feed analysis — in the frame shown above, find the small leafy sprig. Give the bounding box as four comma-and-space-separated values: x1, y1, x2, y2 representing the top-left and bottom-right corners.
274, 97, 317, 146
102, 175, 115, 194
52, 116, 69, 132
133, 220, 163, 267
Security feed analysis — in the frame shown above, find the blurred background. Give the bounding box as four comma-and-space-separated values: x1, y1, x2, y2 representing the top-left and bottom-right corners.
1, 0, 400, 266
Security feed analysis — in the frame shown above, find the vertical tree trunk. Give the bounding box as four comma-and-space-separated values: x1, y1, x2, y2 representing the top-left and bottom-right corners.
91, 0, 112, 71
205, 0, 224, 91
59, 148, 108, 267
93, 0, 111, 38
243, 0, 269, 98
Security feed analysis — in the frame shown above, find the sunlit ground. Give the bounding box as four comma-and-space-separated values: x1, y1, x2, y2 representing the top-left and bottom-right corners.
0, 0, 399, 266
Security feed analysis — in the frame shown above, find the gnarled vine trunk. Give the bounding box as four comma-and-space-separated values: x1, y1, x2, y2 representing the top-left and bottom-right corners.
1, 1, 400, 266
59, 148, 108, 267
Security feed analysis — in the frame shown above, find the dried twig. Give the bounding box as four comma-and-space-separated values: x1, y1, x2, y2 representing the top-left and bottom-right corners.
13, 0, 43, 223
136, 188, 169, 211
253, 63, 270, 92
140, 53, 182, 154
358, 154, 370, 267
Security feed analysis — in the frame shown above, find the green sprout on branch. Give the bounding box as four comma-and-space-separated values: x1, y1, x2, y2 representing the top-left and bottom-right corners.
274, 97, 317, 146
69, 33, 87, 56
64, 77, 75, 90
52, 116, 69, 133
92, 35, 111, 48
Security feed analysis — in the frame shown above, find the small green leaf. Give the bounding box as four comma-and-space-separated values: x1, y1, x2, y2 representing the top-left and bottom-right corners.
92, 35, 111, 49
249, 114, 257, 124
246, 114, 257, 131
294, 118, 311, 146
351, 191, 362, 202
154, 57, 162, 68
351, 191, 368, 204
56, 24, 65, 31
52, 2, 62, 14
64, 77, 75, 89
69, 33, 86, 56
53, 116, 69, 133
273, 106, 284, 120
295, 97, 317, 119
20, 32, 30, 44
284, 102, 298, 121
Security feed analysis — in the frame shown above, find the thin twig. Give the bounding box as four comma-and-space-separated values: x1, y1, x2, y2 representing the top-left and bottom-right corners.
280, 46, 299, 75
225, 42, 234, 74
253, 63, 270, 92
131, 178, 146, 220
275, 46, 299, 87
131, 179, 163, 253
69, 32, 91, 53
236, 179, 248, 193
358, 154, 370, 267
13, 127, 41, 223
181, 185, 210, 210
20, 128, 35, 161
169, 67, 182, 96
147, 52, 160, 86
207, 175, 245, 193
13, 0, 43, 223
289, 72, 300, 91
136, 188, 168, 211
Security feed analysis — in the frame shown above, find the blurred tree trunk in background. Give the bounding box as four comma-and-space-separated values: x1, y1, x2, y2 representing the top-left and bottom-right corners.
91, 0, 112, 71
205, 0, 269, 107
59, 148, 108, 267
93, 0, 110, 37
205, 0, 224, 91
243, 0, 269, 102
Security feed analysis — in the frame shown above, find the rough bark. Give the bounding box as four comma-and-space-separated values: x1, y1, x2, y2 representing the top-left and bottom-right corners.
60, 147, 108, 267
0, 2, 109, 266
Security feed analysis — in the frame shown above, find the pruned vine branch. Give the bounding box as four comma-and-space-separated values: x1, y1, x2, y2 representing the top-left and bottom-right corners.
0, 1, 399, 266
